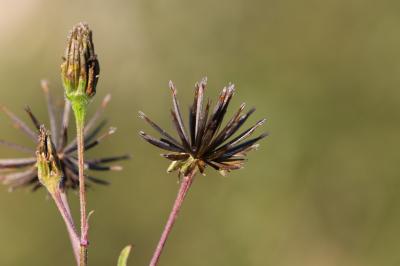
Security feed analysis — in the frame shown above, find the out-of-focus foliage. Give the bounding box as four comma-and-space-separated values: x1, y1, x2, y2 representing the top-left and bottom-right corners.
0, 0, 399, 265
117, 245, 132, 266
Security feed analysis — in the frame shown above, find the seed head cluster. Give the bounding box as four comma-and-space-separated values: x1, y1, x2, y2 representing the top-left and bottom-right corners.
139, 78, 267, 176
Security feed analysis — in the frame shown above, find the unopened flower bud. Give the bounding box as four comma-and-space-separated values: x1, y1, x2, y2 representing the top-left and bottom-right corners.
36, 126, 63, 193
61, 22, 99, 104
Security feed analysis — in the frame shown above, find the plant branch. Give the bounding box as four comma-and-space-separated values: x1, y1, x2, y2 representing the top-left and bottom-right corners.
51, 190, 80, 264
149, 170, 196, 266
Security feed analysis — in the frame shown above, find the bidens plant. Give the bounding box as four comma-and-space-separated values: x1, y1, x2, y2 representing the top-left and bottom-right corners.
0, 22, 267, 266
139, 78, 267, 265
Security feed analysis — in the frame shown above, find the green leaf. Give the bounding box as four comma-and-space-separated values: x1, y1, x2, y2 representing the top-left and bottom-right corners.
118, 245, 132, 266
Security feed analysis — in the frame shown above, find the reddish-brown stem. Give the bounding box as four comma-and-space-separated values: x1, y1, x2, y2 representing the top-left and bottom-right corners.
149, 170, 196, 266
52, 190, 80, 264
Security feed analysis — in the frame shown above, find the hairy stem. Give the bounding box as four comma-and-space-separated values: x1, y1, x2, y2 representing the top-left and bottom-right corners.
52, 190, 80, 264
72, 102, 88, 266
149, 170, 196, 266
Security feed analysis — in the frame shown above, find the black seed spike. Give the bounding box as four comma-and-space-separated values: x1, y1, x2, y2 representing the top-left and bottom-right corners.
0, 139, 34, 153
169, 81, 190, 148
41, 80, 58, 146
85, 93, 111, 134
208, 103, 246, 150
161, 153, 190, 161
0, 87, 127, 191
213, 107, 256, 148
1, 106, 38, 141
209, 119, 266, 158
85, 120, 108, 143
193, 79, 206, 145
59, 100, 71, 149
170, 109, 191, 150
86, 154, 131, 164
139, 131, 184, 152
139, 79, 267, 176
24, 107, 41, 130
138, 111, 181, 147
86, 163, 120, 171
0, 158, 37, 168
195, 99, 210, 151
219, 133, 268, 160
87, 176, 110, 185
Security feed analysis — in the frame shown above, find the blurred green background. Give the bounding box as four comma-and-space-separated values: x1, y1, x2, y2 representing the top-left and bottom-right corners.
0, 0, 399, 265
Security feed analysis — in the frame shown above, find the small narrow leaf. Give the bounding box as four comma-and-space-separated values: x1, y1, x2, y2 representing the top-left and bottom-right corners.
118, 245, 132, 266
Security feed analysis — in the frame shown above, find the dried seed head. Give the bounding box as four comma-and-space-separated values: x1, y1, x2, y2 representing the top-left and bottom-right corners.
61, 22, 99, 104
0, 87, 128, 192
140, 78, 267, 177
36, 126, 63, 193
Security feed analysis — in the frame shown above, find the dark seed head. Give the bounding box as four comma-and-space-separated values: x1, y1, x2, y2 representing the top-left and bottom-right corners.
139, 78, 267, 176
0, 83, 128, 192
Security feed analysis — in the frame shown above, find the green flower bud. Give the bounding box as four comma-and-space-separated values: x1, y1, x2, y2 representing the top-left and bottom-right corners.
61, 22, 99, 105
36, 125, 63, 193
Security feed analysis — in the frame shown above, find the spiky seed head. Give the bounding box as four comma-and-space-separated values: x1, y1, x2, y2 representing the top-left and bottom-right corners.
36, 126, 63, 193
139, 78, 267, 177
61, 22, 99, 105
0, 86, 128, 191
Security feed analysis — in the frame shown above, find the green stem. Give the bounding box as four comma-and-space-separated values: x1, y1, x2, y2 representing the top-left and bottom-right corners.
72, 101, 88, 266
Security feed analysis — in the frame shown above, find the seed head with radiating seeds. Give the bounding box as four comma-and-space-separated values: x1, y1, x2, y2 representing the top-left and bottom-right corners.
0, 82, 129, 191
139, 78, 267, 177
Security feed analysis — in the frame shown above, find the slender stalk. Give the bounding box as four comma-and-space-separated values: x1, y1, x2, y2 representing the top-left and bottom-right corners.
72, 102, 88, 266
149, 170, 196, 266
52, 190, 80, 264
62, 22, 99, 266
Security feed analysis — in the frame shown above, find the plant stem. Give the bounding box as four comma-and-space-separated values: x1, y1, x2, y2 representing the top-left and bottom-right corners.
52, 190, 80, 264
149, 170, 196, 266
72, 102, 88, 266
